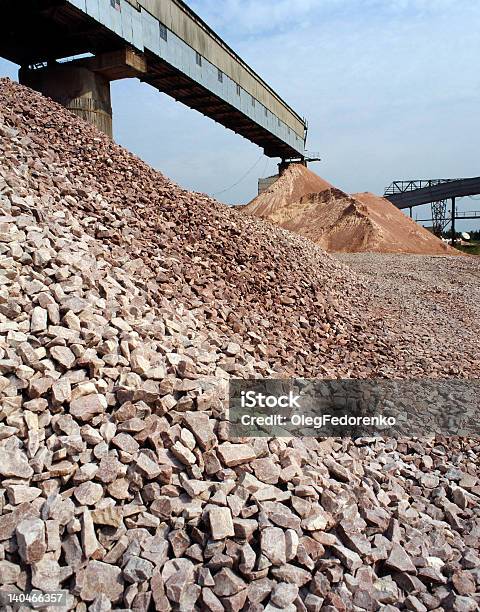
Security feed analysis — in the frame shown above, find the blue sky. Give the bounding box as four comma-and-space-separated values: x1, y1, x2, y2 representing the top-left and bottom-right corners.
1, 0, 480, 229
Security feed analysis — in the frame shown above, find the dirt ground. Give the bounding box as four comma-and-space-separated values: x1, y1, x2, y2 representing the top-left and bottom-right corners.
335, 252, 480, 371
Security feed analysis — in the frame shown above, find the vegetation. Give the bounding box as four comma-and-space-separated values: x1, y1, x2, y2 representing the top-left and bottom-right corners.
455, 242, 480, 255
440, 229, 480, 254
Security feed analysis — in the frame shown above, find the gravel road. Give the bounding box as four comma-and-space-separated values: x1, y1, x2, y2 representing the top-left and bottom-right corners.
336, 253, 480, 376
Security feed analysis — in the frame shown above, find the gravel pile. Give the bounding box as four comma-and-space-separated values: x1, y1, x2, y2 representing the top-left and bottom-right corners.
0, 78, 479, 611
1, 78, 478, 379
1, 78, 384, 381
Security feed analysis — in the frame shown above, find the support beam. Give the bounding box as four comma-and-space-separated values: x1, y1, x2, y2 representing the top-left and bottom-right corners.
451, 197, 456, 248
81, 49, 147, 81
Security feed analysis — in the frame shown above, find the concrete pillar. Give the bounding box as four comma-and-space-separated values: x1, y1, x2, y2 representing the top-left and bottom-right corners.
19, 64, 113, 137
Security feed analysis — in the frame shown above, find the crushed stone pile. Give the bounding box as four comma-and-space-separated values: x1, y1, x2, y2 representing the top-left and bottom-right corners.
0, 80, 396, 381
245, 165, 457, 255
2, 77, 471, 379
0, 78, 479, 611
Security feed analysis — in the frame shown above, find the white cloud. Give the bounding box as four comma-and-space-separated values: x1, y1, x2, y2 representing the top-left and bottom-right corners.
190, 0, 476, 37
189, 0, 321, 35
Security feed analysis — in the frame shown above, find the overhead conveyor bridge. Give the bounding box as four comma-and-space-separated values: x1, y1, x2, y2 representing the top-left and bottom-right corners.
384, 176, 480, 242
384, 177, 480, 209
0, 0, 307, 160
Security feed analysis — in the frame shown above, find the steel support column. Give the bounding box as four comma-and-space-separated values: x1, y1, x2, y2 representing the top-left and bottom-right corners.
451, 197, 456, 248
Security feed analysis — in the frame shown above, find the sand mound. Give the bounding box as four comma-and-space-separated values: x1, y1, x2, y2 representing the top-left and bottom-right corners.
246, 163, 332, 218
353, 191, 458, 255
245, 165, 458, 255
